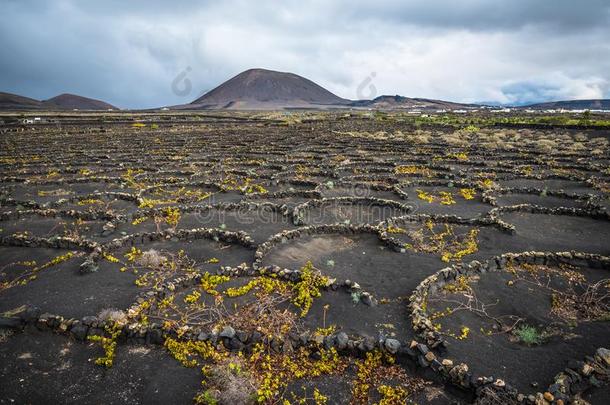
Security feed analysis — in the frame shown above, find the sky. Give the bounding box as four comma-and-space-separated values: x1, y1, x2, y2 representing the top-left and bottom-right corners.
1, 0, 609, 109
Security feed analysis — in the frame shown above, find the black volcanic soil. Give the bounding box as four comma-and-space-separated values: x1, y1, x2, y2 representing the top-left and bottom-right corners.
0, 330, 201, 404
427, 263, 609, 394
0, 113, 608, 404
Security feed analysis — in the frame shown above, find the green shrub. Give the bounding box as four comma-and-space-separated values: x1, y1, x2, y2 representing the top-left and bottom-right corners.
515, 325, 542, 345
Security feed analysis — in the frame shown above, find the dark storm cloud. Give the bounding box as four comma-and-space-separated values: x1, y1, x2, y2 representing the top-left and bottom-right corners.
348, 0, 610, 32
1, 0, 609, 108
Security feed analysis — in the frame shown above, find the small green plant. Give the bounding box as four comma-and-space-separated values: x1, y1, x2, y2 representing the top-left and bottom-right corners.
515, 325, 542, 346
540, 186, 548, 197
292, 261, 328, 316
193, 390, 217, 405
88, 322, 122, 367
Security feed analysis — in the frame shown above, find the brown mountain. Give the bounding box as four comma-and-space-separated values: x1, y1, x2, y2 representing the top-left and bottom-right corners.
520, 99, 610, 110
350, 95, 480, 110
0, 92, 44, 109
0, 91, 117, 110
189, 68, 350, 109
42, 93, 117, 110
182, 71, 483, 111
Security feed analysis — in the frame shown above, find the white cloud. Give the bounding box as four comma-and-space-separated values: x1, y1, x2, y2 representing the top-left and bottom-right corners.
1, 0, 609, 108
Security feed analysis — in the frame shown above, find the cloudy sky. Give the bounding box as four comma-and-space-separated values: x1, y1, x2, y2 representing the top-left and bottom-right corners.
1, 0, 609, 109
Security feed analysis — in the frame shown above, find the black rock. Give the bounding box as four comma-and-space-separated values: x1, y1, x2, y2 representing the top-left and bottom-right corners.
548, 383, 561, 395
401, 346, 417, 358
571, 379, 590, 394
323, 336, 334, 350
228, 337, 245, 351
565, 368, 580, 382
364, 336, 376, 351
70, 324, 89, 341
384, 338, 400, 354
48, 316, 61, 329
236, 330, 249, 343
361, 294, 377, 306
480, 376, 495, 387
430, 359, 443, 371
87, 327, 104, 338
22, 306, 41, 323
79, 259, 99, 274
462, 372, 473, 388
416, 343, 429, 354
270, 338, 282, 353
81, 316, 98, 326
219, 326, 236, 339
335, 332, 349, 350
147, 328, 164, 345
250, 331, 262, 344
0, 317, 22, 329
417, 355, 430, 368
589, 375, 602, 387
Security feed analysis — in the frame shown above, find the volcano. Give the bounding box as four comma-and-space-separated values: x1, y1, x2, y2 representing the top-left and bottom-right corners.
42, 93, 117, 110
190, 68, 350, 110
0, 92, 117, 110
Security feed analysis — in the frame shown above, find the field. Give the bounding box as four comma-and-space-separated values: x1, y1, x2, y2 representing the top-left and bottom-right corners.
0, 111, 609, 404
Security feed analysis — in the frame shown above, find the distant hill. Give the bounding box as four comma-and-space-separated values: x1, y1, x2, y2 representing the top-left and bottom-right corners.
350, 95, 479, 110
0, 91, 117, 110
180, 70, 484, 111
521, 99, 610, 110
0, 92, 44, 110
188, 68, 350, 110
42, 93, 117, 110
